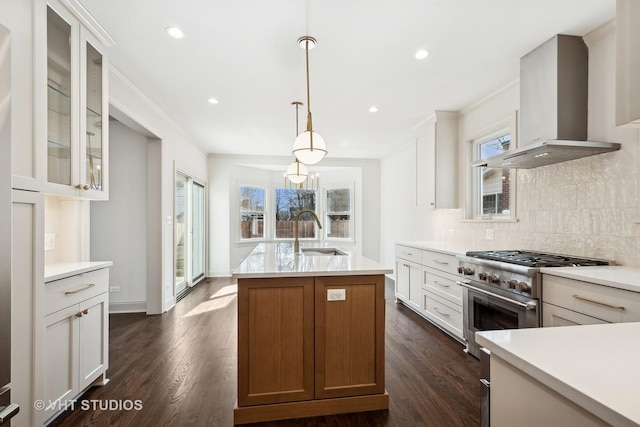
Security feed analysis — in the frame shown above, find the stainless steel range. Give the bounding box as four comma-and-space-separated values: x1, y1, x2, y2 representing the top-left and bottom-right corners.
456, 250, 612, 358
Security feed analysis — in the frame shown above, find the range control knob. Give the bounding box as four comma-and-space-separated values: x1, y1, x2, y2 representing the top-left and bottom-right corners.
507, 279, 518, 289
515, 282, 531, 293
487, 274, 500, 283
457, 267, 464, 274
478, 272, 488, 281
463, 267, 475, 276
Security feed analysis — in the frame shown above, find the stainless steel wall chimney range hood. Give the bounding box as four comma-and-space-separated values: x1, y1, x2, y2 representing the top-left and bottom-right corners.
474, 34, 620, 169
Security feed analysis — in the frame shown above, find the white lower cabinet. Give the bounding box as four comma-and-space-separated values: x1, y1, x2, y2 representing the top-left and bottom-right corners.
42, 268, 109, 423
395, 244, 464, 342
542, 274, 640, 326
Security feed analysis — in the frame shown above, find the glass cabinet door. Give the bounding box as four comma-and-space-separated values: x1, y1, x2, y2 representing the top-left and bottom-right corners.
46, 6, 75, 187
81, 36, 107, 196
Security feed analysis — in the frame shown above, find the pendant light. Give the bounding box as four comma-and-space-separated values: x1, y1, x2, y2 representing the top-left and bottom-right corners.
286, 101, 309, 184
292, 36, 327, 165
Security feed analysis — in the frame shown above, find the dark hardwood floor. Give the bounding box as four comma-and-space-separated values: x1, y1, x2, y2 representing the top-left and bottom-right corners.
51, 277, 480, 427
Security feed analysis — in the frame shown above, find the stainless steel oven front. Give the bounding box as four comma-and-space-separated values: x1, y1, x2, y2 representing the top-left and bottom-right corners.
458, 280, 539, 358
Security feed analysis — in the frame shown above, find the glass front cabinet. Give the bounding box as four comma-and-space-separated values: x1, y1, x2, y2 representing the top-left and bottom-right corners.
43, 0, 109, 199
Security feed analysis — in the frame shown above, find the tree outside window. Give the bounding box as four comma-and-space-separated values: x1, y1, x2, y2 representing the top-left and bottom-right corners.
239, 186, 265, 239
274, 188, 316, 239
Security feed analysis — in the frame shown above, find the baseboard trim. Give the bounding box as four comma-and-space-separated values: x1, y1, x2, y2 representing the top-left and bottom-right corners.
109, 301, 146, 314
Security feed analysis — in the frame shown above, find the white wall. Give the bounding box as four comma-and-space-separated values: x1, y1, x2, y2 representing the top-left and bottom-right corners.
109, 68, 208, 313
208, 155, 380, 276
380, 22, 640, 268
90, 119, 148, 312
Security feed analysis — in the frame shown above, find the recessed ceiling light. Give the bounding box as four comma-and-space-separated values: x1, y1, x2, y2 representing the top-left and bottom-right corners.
415, 49, 430, 60
369, 106, 378, 113
208, 97, 219, 104
165, 26, 184, 39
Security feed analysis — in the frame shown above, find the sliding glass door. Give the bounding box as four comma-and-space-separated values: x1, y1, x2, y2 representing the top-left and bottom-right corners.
175, 172, 206, 300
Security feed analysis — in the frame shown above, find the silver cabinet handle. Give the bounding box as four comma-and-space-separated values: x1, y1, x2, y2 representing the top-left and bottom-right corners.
65, 283, 96, 295
433, 259, 449, 265
0, 403, 20, 424
434, 307, 450, 317
572, 294, 625, 310
403, 252, 413, 256
433, 280, 450, 288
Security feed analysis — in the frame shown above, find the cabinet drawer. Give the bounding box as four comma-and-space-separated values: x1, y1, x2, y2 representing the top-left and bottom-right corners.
542, 302, 609, 327
422, 269, 462, 305
45, 268, 109, 316
396, 245, 421, 264
423, 290, 463, 338
421, 250, 458, 276
543, 275, 640, 323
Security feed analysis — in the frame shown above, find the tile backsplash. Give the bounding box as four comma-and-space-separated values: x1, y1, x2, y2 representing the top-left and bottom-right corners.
431, 142, 640, 266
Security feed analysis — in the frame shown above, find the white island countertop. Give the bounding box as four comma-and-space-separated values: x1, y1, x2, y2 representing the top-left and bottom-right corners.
45, 261, 113, 282
232, 243, 393, 278
477, 322, 640, 427
541, 266, 640, 293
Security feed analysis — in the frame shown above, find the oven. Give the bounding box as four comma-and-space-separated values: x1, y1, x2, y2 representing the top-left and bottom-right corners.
459, 279, 539, 358
456, 250, 612, 359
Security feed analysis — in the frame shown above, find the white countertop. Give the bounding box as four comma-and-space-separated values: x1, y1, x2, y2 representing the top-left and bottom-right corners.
541, 266, 640, 293
45, 261, 113, 282
232, 243, 393, 278
396, 241, 469, 256
477, 323, 640, 427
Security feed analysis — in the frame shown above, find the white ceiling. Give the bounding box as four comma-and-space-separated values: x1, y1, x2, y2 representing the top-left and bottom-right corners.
80, 0, 615, 161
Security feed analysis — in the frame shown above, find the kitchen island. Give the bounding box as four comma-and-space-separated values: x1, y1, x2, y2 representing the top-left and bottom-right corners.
477, 323, 640, 427
232, 243, 393, 425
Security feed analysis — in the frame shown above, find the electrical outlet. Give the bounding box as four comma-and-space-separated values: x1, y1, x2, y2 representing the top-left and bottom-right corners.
485, 229, 494, 240
448, 229, 455, 237
44, 234, 56, 251
327, 289, 346, 301
110, 286, 121, 293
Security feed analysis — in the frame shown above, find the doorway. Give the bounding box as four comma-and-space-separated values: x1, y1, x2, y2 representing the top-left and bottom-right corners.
175, 171, 206, 300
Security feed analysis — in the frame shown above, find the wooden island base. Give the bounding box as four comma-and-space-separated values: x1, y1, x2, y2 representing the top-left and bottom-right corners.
233, 391, 390, 425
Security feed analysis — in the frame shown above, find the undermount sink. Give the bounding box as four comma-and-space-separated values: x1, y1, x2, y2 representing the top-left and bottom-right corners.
300, 247, 348, 256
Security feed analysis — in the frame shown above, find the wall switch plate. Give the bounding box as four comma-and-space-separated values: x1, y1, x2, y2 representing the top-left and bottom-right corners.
44, 234, 56, 251
110, 286, 121, 293
485, 229, 494, 240
327, 289, 346, 301
166, 215, 173, 225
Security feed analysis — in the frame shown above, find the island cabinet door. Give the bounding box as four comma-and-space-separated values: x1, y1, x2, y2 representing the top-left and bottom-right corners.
315, 275, 385, 399
237, 277, 315, 406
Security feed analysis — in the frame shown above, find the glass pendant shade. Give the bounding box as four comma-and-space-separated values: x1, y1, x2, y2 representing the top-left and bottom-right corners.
286, 160, 308, 183
293, 131, 327, 165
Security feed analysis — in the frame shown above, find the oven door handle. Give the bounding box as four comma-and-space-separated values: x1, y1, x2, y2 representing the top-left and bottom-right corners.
456, 281, 537, 311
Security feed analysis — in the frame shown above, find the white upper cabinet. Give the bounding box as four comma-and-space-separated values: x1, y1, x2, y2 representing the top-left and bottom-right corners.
616, 0, 640, 126
38, 0, 109, 199
415, 111, 458, 209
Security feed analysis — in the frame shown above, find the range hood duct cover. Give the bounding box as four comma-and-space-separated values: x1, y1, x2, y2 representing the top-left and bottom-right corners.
475, 35, 620, 169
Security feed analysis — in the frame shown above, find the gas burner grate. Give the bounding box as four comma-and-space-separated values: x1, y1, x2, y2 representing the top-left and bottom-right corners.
465, 250, 612, 267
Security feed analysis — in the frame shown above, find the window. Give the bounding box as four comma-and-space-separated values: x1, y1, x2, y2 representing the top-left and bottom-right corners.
274, 188, 317, 239
470, 124, 515, 220
239, 186, 265, 240
324, 187, 353, 240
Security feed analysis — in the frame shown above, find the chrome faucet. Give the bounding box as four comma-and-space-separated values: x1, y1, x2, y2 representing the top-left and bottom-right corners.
294, 209, 322, 253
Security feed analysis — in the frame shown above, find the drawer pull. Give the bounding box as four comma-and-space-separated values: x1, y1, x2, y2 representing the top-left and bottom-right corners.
75, 312, 83, 318
572, 294, 625, 310
433, 280, 450, 288
434, 307, 450, 317
403, 252, 413, 256
65, 283, 96, 295
433, 259, 449, 265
